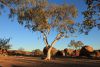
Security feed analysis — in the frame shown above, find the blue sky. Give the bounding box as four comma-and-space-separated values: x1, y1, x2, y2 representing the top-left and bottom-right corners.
0, 0, 100, 51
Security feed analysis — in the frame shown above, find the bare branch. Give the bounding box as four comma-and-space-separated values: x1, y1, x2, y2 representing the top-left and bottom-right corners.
41, 31, 49, 47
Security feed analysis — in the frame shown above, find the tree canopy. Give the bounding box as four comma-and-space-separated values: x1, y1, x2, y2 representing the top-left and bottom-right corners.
0, 38, 11, 50
81, 0, 100, 35
68, 40, 84, 50
0, 0, 77, 34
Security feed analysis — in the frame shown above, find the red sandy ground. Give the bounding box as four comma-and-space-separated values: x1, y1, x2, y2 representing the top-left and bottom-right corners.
0, 56, 100, 67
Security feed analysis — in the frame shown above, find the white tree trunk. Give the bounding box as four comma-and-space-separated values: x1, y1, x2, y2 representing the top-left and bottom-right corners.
44, 32, 64, 60
45, 47, 52, 60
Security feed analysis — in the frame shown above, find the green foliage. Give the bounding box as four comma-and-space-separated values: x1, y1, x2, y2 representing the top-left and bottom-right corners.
0, 38, 11, 50
80, 0, 100, 35
68, 40, 84, 49
0, 0, 77, 35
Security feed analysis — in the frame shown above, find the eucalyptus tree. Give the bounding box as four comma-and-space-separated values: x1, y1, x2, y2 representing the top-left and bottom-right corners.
0, 0, 77, 60
0, 0, 78, 60
0, 38, 11, 52
76, 41, 84, 49
68, 40, 84, 50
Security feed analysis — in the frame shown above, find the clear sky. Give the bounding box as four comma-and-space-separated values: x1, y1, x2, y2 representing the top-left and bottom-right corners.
0, 0, 100, 51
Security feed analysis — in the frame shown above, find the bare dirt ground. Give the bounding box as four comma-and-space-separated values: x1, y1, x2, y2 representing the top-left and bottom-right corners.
0, 56, 100, 67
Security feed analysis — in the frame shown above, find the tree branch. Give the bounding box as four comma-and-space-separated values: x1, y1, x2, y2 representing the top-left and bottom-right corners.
50, 32, 64, 47
41, 31, 49, 47
0, 0, 13, 9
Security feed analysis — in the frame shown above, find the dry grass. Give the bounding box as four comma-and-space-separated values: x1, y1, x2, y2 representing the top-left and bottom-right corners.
0, 56, 100, 67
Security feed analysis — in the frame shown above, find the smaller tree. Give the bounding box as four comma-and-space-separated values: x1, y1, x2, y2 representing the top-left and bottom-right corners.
68, 40, 84, 50
18, 47, 25, 51
33, 49, 43, 56
76, 41, 84, 49
0, 38, 11, 55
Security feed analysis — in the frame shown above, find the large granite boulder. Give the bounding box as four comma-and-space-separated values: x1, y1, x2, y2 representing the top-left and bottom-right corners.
79, 46, 94, 57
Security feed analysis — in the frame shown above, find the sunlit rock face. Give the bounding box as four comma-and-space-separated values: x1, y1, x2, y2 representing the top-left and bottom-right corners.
85, 46, 94, 52
79, 46, 94, 57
